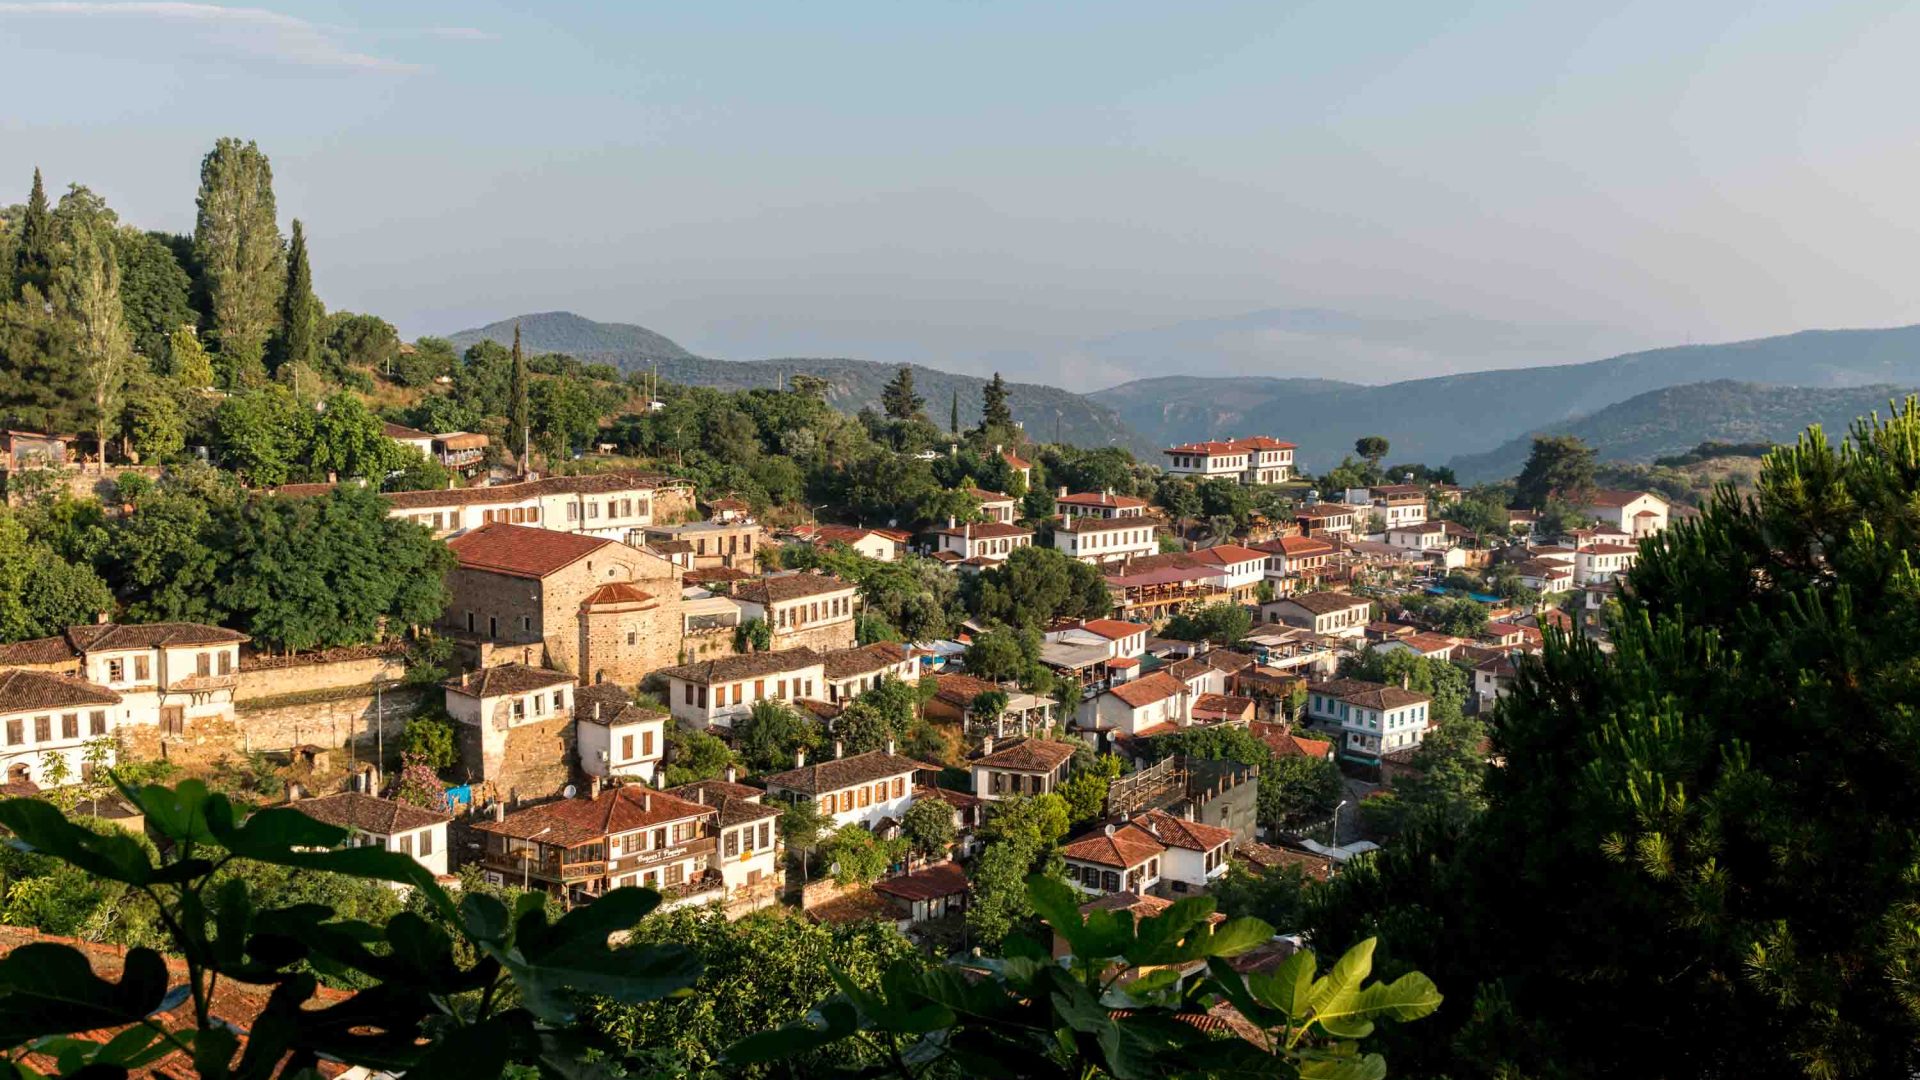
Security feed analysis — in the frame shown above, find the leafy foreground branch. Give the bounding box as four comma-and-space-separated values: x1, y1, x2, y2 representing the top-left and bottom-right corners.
0, 780, 698, 1078
726, 875, 1440, 1080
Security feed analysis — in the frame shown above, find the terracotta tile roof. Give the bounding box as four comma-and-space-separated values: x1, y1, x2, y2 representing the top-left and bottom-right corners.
581, 582, 657, 609
1062, 823, 1165, 868
967, 488, 1014, 503
1079, 619, 1148, 641
1581, 489, 1663, 508
1252, 720, 1333, 761
1054, 515, 1152, 534
1191, 693, 1253, 721
448, 523, 614, 579
1475, 654, 1518, 677
934, 520, 1032, 539
1001, 448, 1032, 468
442, 663, 576, 698
656, 647, 822, 686
0, 636, 79, 666
382, 421, 434, 441
1238, 842, 1333, 881
0, 670, 120, 712
1198, 544, 1267, 564
822, 642, 911, 681
1138, 809, 1234, 852
290, 791, 450, 833
1399, 633, 1458, 655
473, 784, 716, 846
685, 566, 753, 585
764, 749, 922, 795
573, 683, 667, 727
1080, 891, 1177, 917
1295, 503, 1359, 519
1311, 677, 1429, 711
1204, 650, 1256, 673
973, 737, 1077, 773
931, 672, 1000, 708
1163, 437, 1295, 454
671, 781, 780, 826
384, 470, 675, 509
735, 572, 857, 605
1256, 535, 1333, 556
872, 860, 969, 902
1578, 543, 1640, 554
1274, 591, 1370, 615
915, 784, 983, 811
1164, 656, 1210, 683
806, 886, 895, 925
1107, 671, 1186, 709
65, 622, 249, 651
1057, 491, 1147, 510
798, 524, 901, 547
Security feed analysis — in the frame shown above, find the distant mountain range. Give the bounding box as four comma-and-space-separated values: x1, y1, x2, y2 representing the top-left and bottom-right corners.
1092, 325, 1920, 471
1449, 381, 1920, 482
1072, 307, 1652, 389
446, 312, 1153, 453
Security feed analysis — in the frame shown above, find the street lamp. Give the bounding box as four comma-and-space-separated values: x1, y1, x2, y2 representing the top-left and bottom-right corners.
1331, 798, 1352, 843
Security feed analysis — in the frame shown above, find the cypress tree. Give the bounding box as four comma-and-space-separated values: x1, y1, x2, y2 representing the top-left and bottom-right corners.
278, 218, 318, 374
950, 388, 960, 435
981, 372, 1013, 431
507, 323, 530, 465
10, 168, 52, 298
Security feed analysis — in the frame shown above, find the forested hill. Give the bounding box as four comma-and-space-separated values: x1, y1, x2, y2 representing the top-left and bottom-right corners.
1092, 324, 1920, 468
451, 313, 1153, 453
1449, 380, 1920, 482
447, 311, 693, 362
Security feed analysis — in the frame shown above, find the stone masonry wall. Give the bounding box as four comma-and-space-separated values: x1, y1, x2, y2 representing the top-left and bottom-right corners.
579, 602, 683, 688
653, 484, 697, 525
460, 711, 575, 805
774, 619, 858, 655
233, 653, 407, 702
120, 685, 425, 766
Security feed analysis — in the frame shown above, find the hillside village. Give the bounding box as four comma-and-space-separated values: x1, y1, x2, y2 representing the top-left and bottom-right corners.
0, 140, 1869, 1075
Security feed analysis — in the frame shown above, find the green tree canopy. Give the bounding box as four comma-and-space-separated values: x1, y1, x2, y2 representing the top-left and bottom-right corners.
1513, 434, 1597, 509
193, 138, 284, 386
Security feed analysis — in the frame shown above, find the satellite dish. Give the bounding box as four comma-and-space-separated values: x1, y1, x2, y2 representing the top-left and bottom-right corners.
562, 784, 577, 799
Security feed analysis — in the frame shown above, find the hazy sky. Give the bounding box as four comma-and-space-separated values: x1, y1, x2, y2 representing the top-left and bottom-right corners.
5, 0, 1920, 385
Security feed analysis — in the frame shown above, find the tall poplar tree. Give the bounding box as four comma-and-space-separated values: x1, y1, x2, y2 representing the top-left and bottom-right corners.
50, 186, 132, 468
193, 138, 284, 388
507, 322, 530, 465
950, 388, 959, 435
9, 169, 52, 298
278, 218, 318, 375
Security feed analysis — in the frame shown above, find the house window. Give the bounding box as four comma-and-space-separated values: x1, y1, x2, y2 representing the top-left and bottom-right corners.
106, 659, 124, 682
893, 778, 905, 798
623, 834, 643, 855
858, 787, 871, 808
218, 651, 232, 676
398, 833, 414, 857
134, 656, 150, 681
521, 616, 533, 633
512, 700, 526, 720
3, 720, 18, 746
641, 731, 654, 756
665, 863, 684, 887
420, 830, 434, 856
88, 711, 105, 736
60, 714, 77, 739
621, 734, 634, 760
627, 631, 636, 646
467, 612, 476, 633
554, 691, 566, 712
724, 830, 739, 858
197, 652, 211, 677
32, 716, 49, 743
757, 822, 771, 849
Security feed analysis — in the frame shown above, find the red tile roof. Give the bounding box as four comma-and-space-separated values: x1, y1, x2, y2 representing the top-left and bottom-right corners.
472, 783, 714, 846
1257, 535, 1334, 556
1107, 671, 1186, 709
1062, 823, 1165, 868
581, 582, 656, 609
1582, 489, 1662, 508
447, 522, 613, 579
1079, 619, 1148, 641
1163, 437, 1296, 454
872, 860, 969, 902
1138, 809, 1234, 852
1057, 491, 1149, 510
974, 737, 1078, 773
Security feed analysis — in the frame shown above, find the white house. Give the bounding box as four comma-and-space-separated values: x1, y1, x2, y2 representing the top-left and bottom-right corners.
69, 622, 249, 740
1062, 823, 1165, 896
732, 573, 860, 651
654, 648, 826, 729
1049, 515, 1158, 565
1260, 592, 1371, 637
1344, 485, 1428, 529
1511, 558, 1575, 595
1077, 671, 1189, 737
0, 670, 120, 788
291, 791, 452, 879
1055, 491, 1149, 520
1137, 809, 1235, 894
670, 776, 783, 909
763, 744, 922, 831
932, 520, 1033, 567
968, 489, 1019, 525
1162, 437, 1295, 485
970, 736, 1078, 801
1574, 543, 1639, 585
1307, 678, 1432, 764
1045, 620, 1150, 662
574, 684, 667, 784
1473, 653, 1518, 706
1295, 503, 1361, 537
385, 471, 681, 541
441, 664, 578, 785
1576, 490, 1669, 538
1254, 535, 1334, 595
821, 642, 920, 704
785, 525, 909, 563
1385, 520, 1471, 552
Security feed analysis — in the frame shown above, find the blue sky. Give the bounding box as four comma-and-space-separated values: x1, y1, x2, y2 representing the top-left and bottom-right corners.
5, 1, 1920, 385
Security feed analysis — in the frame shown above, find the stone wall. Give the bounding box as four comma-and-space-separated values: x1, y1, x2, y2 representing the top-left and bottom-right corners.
460, 712, 575, 805
234, 651, 407, 702
232, 684, 425, 755
2, 465, 163, 506
579, 602, 683, 687
653, 484, 697, 525
774, 619, 858, 655
679, 627, 742, 666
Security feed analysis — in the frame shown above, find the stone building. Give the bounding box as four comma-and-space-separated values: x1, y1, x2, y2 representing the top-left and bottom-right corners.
732, 572, 860, 653
641, 520, 764, 571
443, 664, 578, 800
444, 523, 685, 686
385, 471, 693, 541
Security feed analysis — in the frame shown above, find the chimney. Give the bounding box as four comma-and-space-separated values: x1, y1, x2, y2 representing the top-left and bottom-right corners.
948, 515, 957, 530
491, 801, 505, 822
447, 478, 456, 489
326, 471, 337, 484
95, 611, 110, 625
886, 738, 896, 756
589, 776, 601, 799
833, 739, 844, 759
594, 701, 602, 720
795, 746, 807, 768
726, 765, 737, 784
1057, 485, 1067, 498
1402, 672, 1410, 690
286, 781, 303, 802
643, 792, 651, 811
982, 735, 994, 757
